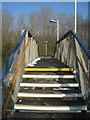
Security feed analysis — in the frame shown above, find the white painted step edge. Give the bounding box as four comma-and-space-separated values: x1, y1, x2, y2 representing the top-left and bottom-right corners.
20, 83, 79, 88
17, 93, 82, 98
14, 104, 87, 111
22, 75, 75, 79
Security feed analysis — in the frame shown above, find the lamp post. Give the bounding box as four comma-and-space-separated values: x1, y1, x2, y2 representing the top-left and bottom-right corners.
75, 0, 77, 33
49, 20, 59, 41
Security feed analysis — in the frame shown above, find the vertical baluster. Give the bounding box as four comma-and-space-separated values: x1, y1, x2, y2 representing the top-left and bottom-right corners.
62, 40, 64, 63
65, 38, 69, 66
63, 39, 65, 64
36, 41, 38, 58
28, 37, 31, 64
59, 41, 61, 61
32, 38, 34, 61
54, 43, 58, 59
30, 37, 33, 63
33, 39, 36, 60
25, 31, 29, 67
58, 43, 60, 60
69, 34, 72, 67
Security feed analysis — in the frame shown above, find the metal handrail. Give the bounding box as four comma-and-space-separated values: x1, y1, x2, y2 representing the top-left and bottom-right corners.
2, 38, 31, 118
71, 30, 90, 58
2, 30, 39, 118
56, 30, 90, 59
66, 38, 89, 84
55, 30, 90, 97
0, 30, 27, 80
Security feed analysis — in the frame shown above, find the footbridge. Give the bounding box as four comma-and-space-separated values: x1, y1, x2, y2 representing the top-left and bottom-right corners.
1, 30, 90, 119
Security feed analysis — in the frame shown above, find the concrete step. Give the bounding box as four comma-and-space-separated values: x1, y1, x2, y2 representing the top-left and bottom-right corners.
22, 78, 76, 83
17, 98, 85, 106
17, 92, 82, 98
22, 74, 75, 79
19, 88, 81, 94
24, 68, 73, 72
14, 104, 87, 111
24, 71, 75, 76
20, 83, 79, 88
13, 112, 90, 119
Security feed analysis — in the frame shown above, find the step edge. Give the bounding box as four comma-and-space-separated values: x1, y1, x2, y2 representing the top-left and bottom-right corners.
17, 92, 82, 98
14, 104, 87, 111
20, 83, 79, 87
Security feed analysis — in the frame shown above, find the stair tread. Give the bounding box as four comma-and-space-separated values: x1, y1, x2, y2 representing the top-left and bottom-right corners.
13, 112, 90, 119
14, 104, 87, 111
24, 71, 74, 75
24, 68, 73, 72
19, 88, 80, 93
22, 78, 76, 83
17, 92, 82, 98
16, 98, 85, 106
20, 82, 79, 88
22, 74, 75, 79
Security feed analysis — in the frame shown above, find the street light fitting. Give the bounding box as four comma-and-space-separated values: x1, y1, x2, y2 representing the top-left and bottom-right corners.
49, 20, 58, 23
45, 41, 48, 44
49, 19, 59, 41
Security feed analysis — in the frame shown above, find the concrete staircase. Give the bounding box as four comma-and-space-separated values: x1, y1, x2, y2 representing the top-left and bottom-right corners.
13, 58, 87, 118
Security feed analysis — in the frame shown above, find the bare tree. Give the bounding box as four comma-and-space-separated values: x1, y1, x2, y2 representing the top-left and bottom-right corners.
2, 7, 88, 63
2, 10, 14, 67
15, 13, 26, 36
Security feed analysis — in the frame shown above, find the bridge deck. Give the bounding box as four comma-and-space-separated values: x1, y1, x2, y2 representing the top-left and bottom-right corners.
27, 58, 70, 68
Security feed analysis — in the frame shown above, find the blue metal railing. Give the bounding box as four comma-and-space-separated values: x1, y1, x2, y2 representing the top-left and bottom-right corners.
71, 30, 90, 58
0, 30, 27, 81
56, 30, 90, 59
55, 29, 90, 97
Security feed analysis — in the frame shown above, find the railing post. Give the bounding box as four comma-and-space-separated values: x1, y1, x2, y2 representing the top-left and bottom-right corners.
58, 43, 60, 60
36, 41, 39, 58
69, 34, 73, 67
28, 38, 31, 64
32, 38, 34, 61
73, 35, 77, 71
59, 41, 62, 62
30, 37, 33, 63
25, 31, 29, 67
56, 43, 58, 59
34, 40, 37, 59
33, 39, 35, 60
62, 40, 65, 63
35, 41, 38, 59
61, 41, 64, 63
54, 44, 57, 59
62, 38, 69, 65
